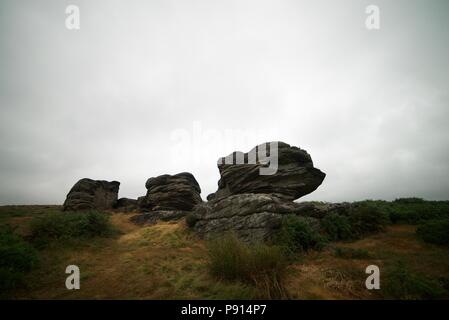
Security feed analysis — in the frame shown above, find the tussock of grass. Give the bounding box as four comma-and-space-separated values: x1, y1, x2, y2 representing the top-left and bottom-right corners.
207, 234, 288, 299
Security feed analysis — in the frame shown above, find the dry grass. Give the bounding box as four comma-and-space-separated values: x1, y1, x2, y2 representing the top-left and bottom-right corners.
284, 225, 449, 299
1, 206, 448, 299
11, 212, 253, 299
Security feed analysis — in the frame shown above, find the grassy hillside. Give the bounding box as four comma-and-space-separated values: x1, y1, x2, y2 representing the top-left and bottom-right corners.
1, 200, 449, 299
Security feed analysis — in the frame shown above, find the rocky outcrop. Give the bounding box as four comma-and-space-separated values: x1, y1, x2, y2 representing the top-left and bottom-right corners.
209, 142, 326, 201
190, 195, 348, 242
131, 172, 202, 225
139, 172, 202, 211
191, 142, 328, 242
191, 193, 295, 242
63, 178, 120, 211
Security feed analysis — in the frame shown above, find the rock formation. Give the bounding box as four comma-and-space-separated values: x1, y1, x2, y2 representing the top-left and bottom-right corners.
62, 142, 327, 239
63, 178, 120, 211
140, 172, 202, 211
131, 172, 202, 225
192, 193, 294, 242
191, 196, 347, 242
208, 142, 326, 201
191, 142, 326, 242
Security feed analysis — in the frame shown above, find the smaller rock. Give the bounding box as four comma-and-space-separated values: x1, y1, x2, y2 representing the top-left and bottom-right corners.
137, 196, 146, 207
131, 172, 202, 226
63, 178, 120, 211
140, 172, 202, 211
117, 197, 137, 207
206, 193, 216, 201
115, 197, 138, 212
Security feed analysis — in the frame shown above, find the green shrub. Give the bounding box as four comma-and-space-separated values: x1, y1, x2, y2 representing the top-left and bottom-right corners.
207, 234, 288, 299
334, 247, 370, 259
383, 200, 449, 224
0, 226, 39, 296
383, 261, 448, 299
335, 199, 449, 224
29, 211, 116, 247
416, 218, 449, 246
348, 205, 389, 238
389, 210, 419, 224
321, 213, 353, 240
275, 215, 328, 254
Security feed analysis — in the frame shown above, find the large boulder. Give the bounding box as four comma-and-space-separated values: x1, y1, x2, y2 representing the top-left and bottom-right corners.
190, 197, 350, 243
139, 172, 202, 211
191, 193, 297, 242
63, 178, 120, 211
208, 142, 326, 201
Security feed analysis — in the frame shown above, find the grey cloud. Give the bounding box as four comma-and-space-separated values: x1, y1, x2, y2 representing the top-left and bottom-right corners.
1, 0, 449, 204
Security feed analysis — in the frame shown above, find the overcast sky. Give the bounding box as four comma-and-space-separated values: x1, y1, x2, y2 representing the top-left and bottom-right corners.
1, 0, 448, 205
